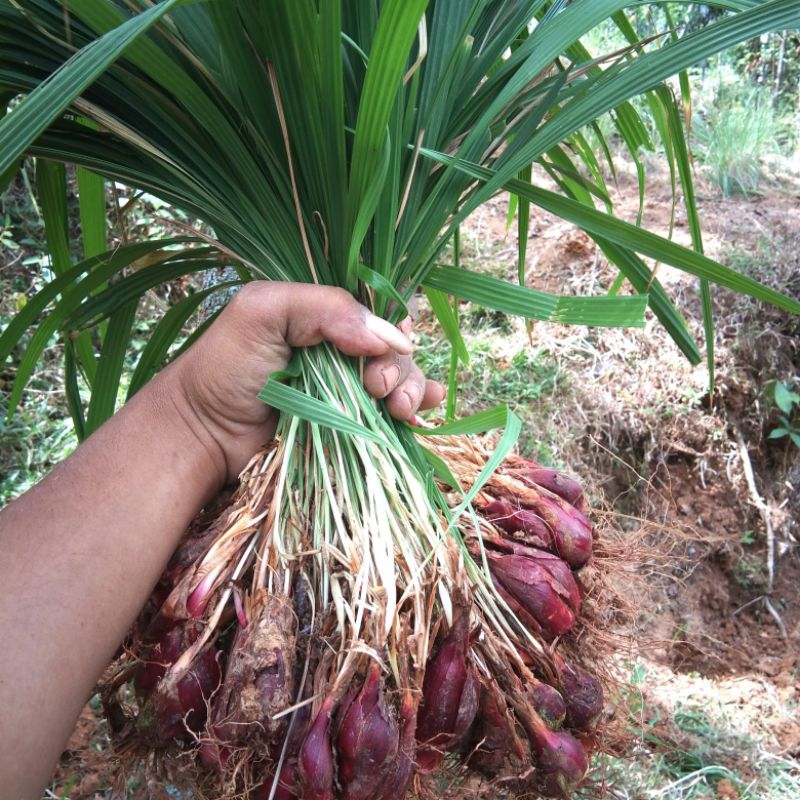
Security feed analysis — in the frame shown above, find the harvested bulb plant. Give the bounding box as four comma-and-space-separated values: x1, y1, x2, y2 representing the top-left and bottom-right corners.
1, 1, 799, 798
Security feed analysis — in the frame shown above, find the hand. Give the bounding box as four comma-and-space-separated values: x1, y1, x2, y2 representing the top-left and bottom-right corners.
167, 282, 445, 483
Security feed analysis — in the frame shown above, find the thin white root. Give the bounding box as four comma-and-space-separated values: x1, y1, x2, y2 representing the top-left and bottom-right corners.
734, 428, 787, 639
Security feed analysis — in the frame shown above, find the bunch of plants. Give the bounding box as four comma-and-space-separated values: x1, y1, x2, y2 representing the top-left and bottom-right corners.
1, 1, 799, 798
104, 434, 625, 799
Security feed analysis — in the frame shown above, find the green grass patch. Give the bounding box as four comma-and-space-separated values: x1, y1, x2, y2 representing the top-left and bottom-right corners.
416, 308, 565, 462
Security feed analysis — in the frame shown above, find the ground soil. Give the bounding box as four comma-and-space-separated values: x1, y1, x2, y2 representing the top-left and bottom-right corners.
456, 160, 800, 794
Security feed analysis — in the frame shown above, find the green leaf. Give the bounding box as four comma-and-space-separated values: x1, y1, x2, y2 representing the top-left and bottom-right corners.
768, 427, 789, 439
790, 432, 800, 449
357, 263, 408, 318
1, 242, 201, 420
504, 178, 800, 316
126, 282, 240, 399
424, 265, 647, 328
420, 446, 462, 491
412, 405, 517, 437
658, 83, 716, 387
420, 148, 800, 316
480, 0, 800, 190
594, 239, 701, 364
0, 90, 19, 192
423, 286, 469, 365
66, 251, 220, 330
449, 408, 522, 525
259, 379, 382, 444
346, 0, 429, 282
36, 159, 71, 275
84, 300, 138, 437
63, 345, 86, 442
774, 382, 796, 415
76, 167, 106, 260
0, 239, 195, 368
446, 226, 463, 421
0, 0, 186, 178
36, 158, 100, 386
516, 163, 532, 288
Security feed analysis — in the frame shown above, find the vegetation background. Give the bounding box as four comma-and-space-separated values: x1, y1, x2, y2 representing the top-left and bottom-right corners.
1, 5, 799, 799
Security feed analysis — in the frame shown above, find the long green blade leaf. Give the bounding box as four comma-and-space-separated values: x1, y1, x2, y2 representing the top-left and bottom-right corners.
259, 380, 382, 444
76, 167, 106, 260
423, 150, 800, 316
84, 300, 138, 437
0, 0, 185, 177
424, 266, 648, 328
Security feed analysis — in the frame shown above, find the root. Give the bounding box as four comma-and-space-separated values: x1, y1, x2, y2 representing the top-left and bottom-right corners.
97, 429, 646, 798
734, 426, 788, 638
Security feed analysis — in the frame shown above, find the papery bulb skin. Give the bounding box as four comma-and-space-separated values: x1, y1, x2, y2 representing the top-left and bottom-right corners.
534, 727, 590, 799
491, 542, 581, 612
488, 551, 580, 638
337, 664, 400, 800
528, 680, 567, 730
186, 570, 219, 618
199, 737, 230, 772
480, 498, 516, 532
374, 691, 417, 800
470, 685, 526, 774
139, 520, 221, 629
136, 637, 221, 745
491, 576, 544, 637
515, 465, 586, 511
559, 661, 604, 731
452, 668, 480, 745
253, 759, 300, 800
298, 700, 335, 800
480, 498, 554, 549
416, 611, 480, 769
134, 619, 189, 702
479, 492, 593, 567
210, 593, 297, 748
177, 644, 222, 730
531, 495, 593, 568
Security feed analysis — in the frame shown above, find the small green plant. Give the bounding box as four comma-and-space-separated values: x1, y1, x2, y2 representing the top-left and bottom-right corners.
740, 529, 756, 545
694, 84, 784, 197
767, 379, 800, 448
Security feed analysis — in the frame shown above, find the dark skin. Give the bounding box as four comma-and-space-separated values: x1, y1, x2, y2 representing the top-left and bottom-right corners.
0, 282, 445, 799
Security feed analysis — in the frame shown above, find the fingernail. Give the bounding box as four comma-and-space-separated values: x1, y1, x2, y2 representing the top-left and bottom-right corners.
365, 313, 414, 355
381, 364, 401, 395
403, 385, 421, 408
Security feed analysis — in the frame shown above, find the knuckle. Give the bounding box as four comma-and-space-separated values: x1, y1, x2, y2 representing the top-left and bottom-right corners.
228, 281, 263, 316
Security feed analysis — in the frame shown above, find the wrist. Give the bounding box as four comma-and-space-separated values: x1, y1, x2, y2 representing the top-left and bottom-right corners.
142, 363, 230, 497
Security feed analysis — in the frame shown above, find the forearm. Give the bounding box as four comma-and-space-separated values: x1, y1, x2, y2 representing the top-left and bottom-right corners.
0, 365, 224, 799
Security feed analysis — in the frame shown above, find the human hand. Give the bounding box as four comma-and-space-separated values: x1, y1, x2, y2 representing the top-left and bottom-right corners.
164, 282, 445, 484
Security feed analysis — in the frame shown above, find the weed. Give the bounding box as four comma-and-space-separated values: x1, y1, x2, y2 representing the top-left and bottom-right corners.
693, 83, 785, 197
733, 554, 768, 589
766, 378, 800, 448
0, 399, 76, 505
1, 209, 79, 504
415, 313, 565, 462
740, 529, 756, 545
602, 686, 800, 800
